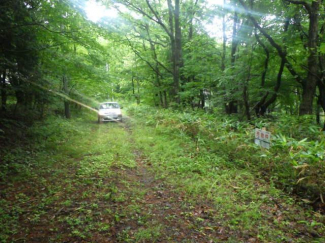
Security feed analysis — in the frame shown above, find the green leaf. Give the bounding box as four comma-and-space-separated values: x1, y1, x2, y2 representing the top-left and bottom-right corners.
320, 43, 325, 54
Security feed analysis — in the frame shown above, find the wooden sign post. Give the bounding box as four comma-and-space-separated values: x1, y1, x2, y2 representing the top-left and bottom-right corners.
255, 128, 271, 149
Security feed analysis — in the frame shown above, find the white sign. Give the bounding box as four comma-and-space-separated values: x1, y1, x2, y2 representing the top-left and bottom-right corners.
255, 129, 271, 149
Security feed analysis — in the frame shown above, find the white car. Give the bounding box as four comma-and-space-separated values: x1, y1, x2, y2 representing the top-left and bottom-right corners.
98, 102, 122, 123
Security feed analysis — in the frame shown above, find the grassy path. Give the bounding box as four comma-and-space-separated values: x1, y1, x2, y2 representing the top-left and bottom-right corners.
0, 115, 324, 242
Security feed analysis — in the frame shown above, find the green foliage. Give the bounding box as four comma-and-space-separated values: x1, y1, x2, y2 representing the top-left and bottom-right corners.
0, 112, 136, 241
126, 105, 325, 241
128, 105, 325, 201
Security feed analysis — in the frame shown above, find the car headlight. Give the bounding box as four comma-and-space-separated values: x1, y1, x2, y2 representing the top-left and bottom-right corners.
98, 111, 105, 116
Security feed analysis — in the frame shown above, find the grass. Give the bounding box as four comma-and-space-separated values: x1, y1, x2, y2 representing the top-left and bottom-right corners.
127, 105, 325, 242
0, 108, 324, 242
0, 112, 135, 242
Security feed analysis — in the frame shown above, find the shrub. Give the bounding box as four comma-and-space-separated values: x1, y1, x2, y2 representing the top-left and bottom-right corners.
127, 105, 325, 202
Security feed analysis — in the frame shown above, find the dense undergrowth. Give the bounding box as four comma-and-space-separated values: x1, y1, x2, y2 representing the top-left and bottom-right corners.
1, 107, 325, 242
125, 105, 325, 241
0, 112, 136, 242
127, 105, 325, 206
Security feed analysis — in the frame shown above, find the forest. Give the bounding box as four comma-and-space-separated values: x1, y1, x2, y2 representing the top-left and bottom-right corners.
1, 0, 325, 242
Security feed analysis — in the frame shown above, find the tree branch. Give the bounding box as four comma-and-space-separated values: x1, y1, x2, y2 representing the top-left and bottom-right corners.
285, 0, 311, 14
3, 22, 80, 34
238, 0, 304, 85
119, 0, 173, 39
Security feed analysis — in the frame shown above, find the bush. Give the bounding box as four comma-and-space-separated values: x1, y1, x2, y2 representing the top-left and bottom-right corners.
127, 105, 325, 202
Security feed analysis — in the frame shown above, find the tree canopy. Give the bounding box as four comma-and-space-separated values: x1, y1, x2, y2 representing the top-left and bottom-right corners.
0, 0, 324, 126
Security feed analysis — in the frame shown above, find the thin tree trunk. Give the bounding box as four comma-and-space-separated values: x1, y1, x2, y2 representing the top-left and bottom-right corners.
227, 9, 239, 114
243, 46, 254, 120
145, 25, 165, 107
137, 79, 140, 104
221, 0, 227, 112
132, 76, 135, 96
243, 84, 250, 120
260, 58, 286, 115
318, 81, 325, 130
63, 75, 70, 119
163, 91, 168, 108
200, 89, 205, 109
316, 104, 320, 124
188, 0, 198, 40
1, 70, 7, 111
174, 0, 182, 104
166, 0, 178, 102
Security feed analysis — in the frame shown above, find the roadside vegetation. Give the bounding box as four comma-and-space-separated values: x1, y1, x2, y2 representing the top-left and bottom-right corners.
1, 107, 325, 242
0, 111, 134, 242
128, 105, 325, 205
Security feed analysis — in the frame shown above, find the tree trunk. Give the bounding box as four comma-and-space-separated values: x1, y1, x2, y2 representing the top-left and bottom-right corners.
199, 89, 205, 109
174, 0, 182, 104
136, 79, 140, 104
238, 0, 305, 116
132, 76, 135, 96
1, 70, 7, 111
145, 25, 165, 108
188, 0, 198, 40
243, 84, 250, 120
316, 104, 320, 124
63, 75, 71, 119
163, 91, 168, 108
226, 9, 239, 114
221, 0, 227, 112
254, 28, 269, 88
260, 58, 286, 115
299, 0, 320, 115
318, 81, 325, 130
15, 90, 25, 105
243, 46, 254, 120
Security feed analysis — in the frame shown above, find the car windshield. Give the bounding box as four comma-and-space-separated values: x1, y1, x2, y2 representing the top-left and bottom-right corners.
100, 103, 120, 109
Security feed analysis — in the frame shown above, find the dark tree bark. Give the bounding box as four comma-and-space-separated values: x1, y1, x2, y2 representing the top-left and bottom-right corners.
259, 58, 286, 115
253, 18, 289, 116
199, 89, 205, 109
299, 0, 321, 115
1, 70, 7, 111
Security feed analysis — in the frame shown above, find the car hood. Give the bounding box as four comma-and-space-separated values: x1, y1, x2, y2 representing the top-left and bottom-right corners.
99, 108, 121, 114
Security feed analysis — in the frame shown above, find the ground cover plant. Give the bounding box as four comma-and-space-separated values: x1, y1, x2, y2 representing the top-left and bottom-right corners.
0, 112, 136, 242
127, 105, 325, 205
1, 107, 324, 242
127, 104, 325, 240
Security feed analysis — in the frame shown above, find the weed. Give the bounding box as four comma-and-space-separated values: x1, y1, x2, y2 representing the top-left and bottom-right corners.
134, 224, 162, 243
